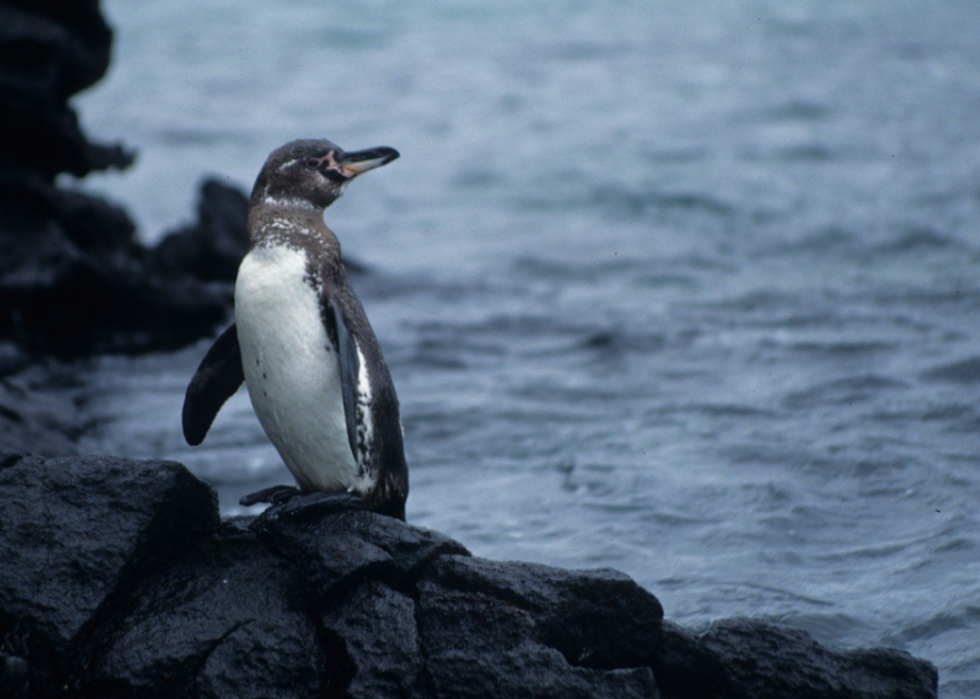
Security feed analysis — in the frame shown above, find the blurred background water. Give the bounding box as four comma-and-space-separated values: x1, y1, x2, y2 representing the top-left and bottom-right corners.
67, 1, 980, 694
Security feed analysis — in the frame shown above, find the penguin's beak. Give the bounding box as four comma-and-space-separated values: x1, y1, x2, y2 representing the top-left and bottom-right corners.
337, 147, 400, 177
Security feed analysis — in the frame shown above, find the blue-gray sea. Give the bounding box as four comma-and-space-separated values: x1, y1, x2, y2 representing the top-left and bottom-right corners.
69, 1, 979, 694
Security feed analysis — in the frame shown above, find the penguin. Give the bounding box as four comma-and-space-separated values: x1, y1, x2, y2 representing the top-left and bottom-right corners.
182, 139, 408, 520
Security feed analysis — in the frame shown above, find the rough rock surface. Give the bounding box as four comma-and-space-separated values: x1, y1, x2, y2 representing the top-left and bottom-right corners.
0, 452, 219, 697
0, 172, 244, 357
0, 456, 939, 699
700, 618, 938, 699
76, 522, 324, 699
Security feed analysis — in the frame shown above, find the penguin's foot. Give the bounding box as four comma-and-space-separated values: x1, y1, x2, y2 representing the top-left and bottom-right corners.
240, 484, 301, 507
260, 491, 369, 524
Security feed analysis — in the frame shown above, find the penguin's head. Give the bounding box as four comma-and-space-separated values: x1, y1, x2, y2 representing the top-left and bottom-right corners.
254, 139, 399, 210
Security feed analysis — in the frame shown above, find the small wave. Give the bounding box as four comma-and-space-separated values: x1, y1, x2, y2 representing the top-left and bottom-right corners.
739, 142, 835, 163
511, 254, 640, 281
632, 272, 700, 289
545, 39, 625, 62
787, 340, 896, 356
920, 356, 980, 385
919, 403, 980, 433
874, 227, 967, 254
782, 374, 908, 410
514, 185, 735, 220
675, 402, 779, 419
641, 146, 709, 164
598, 186, 735, 217
698, 289, 795, 314
642, 191, 735, 216
932, 537, 977, 555
405, 345, 469, 371
885, 606, 980, 645
767, 226, 857, 255
772, 144, 834, 162
715, 580, 834, 609
451, 167, 502, 189
313, 26, 389, 49
764, 99, 830, 123
572, 329, 667, 358
814, 539, 918, 563
411, 322, 509, 362
872, 287, 980, 308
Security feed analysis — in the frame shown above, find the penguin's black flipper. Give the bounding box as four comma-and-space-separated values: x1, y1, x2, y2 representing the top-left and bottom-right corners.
326, 296, 361, 462
182, 323, 245, 446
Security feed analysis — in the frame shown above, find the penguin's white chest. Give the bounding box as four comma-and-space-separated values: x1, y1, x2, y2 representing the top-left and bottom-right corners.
234, 245, 359, 492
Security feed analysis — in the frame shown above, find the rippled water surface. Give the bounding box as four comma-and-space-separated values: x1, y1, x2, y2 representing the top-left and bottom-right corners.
70, 1, 980, 694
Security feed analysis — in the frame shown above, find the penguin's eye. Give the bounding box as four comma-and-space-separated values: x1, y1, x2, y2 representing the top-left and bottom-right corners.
304, 157, 320, 169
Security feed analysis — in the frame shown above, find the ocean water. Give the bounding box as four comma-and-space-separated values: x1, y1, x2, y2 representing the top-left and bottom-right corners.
68, 1, 980, 694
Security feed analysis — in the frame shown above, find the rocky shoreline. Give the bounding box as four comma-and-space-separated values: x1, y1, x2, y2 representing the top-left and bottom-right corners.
0, 453, 938, 699
0, 2, 941, 698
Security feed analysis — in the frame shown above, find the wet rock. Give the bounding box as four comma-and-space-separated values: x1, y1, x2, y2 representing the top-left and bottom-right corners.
417, 555, 665, 698
647, 621, 728, 699
0, 2, 247, 358
0, 454, 940, 699
319, 581, 422, 699
75, 525, 325, 699
0, 0, 142, 357
426, 642, 659, 699
418, 555, 664, 669
699, 618, 938, 699
149, 178, 250, 283
0, 175, 235, 357
0, 453, 219, 695
0, 1, 131, 179
254, 500, 469, 601
0, 617, 30, 699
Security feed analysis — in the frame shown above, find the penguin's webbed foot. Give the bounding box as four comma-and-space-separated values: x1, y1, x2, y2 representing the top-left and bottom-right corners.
260, 491, 369, 524
240, 484, 302, 507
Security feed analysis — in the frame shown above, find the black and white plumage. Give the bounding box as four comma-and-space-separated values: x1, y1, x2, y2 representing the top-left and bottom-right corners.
182, 139, 408, 520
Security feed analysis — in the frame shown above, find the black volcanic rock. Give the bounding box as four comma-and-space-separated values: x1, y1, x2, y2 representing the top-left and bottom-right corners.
0, 2, 249, 359
0, 453, 940, 699
700, 618, 937, 699
75, 524, 325, 699
254, 498, 470, 602
425, 643, 659, 699
0, 177, 236, 356
148, 178, 250, 284
646, 621, 729, 699
0, 453, 219, 696
318, 581, 423, 698
0, 164, 244, 357
416, 556, 664, 698
417, 554, 664, 669
0, 1, 130, 179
